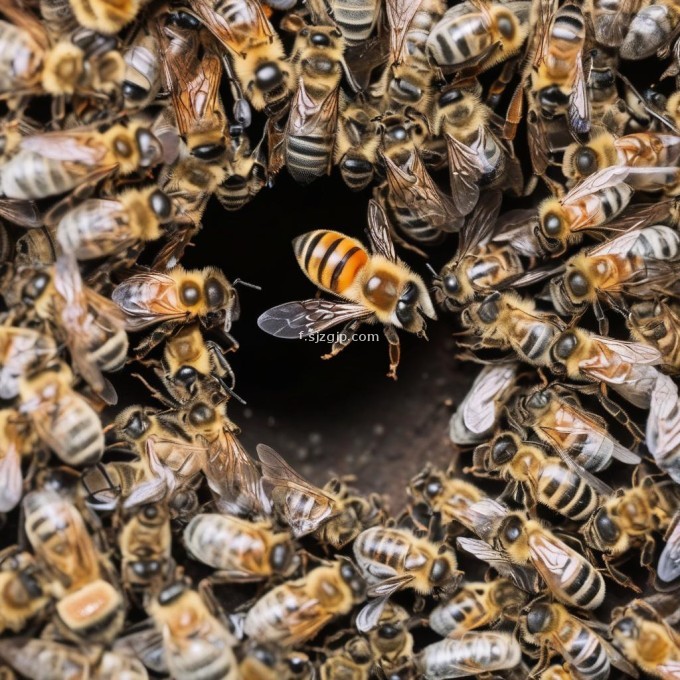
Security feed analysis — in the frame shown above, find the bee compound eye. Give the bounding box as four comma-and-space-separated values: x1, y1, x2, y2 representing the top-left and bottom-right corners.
189, 403, 214, 427
122, 81, 147, 101
255, 62, 283, 91
270, 543, 291, 571
149, 190, 172, 219
310, 31, 331, 46
176, 366, 198, 387
526, 390, 549, 410
443, 274, 459, 295
497, 13, 515, 38
595, 510, 621, 543
567, 271, 589, 297
502, 516, 523, 543
613, 617, 638, 639
543, 212, 562, 236
141, 504, 158, 519
553, 331, 578, 360
575, 147, 598, 175
378, 623, 400, 639
526, 603, 553, 633
429, 557, 450, 583
204, 278, 226, 308
180, 282, 200, 306
491, 435, 517, 464
425, 479, 443, 497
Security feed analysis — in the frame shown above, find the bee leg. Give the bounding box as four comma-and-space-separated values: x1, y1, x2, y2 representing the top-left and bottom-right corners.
383, 326, 400, 380
134, 322, 179, 359
320, 321, 361, 360
206, 341, 236, 389
602, 554, 642, 593
594, 383, 645, 445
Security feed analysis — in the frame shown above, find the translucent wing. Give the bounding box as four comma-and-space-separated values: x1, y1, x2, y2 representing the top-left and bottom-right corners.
366, 199, 396, 262
561, 165, 632, 205
568, 50, 591, 139
0, 199, 42, 228
386, 0, 420, 64
462, 363, 516, 434
446, 133, 484, 217
257, 300, 372, 339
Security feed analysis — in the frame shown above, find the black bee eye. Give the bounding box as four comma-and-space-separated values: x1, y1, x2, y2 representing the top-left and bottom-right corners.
192, 143, 226, 161
311, 31, 331, 46
125, 410, 149, 438
189, 403, 214, 427
443, 274, 459, 295
180, 282, 200, 306
149, 190, 172, 219
142, 504, 158, 520
287, 656, 307, 675
478, 294, 500, 324
526, 603, 553, 633
400, 282, 418, 303
378, 623, 400, 639
270, 543, 291, 571
575, 147, 598, 175
255, 62, 283, 91
497, 13, 515, 38
567, 271, 589, 297
502, 516, 523, 543
491, 435, 517, 464
426, 479, 443, 497
440, 88, 463, 106
122, 81, 146, 101
340, 563, 356, 581
430, 557, 450, 583
526, 390, 549, 409
114, 136, 133, 158
553, 332, 578, 360
543, 212, 562, 235
176, 366, 198, 387
595, 510, 621, 543
22, 272, 50, 302
204, 278, 226, 308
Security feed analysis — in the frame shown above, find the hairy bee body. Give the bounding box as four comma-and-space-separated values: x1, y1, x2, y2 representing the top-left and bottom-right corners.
629, 300, 680, 371
329, 0, 380, 44
0, 327, 57, 400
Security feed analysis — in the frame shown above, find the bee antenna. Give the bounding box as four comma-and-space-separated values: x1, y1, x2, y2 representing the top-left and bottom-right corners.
232, 278, 262, 291
215, 375, 247, 405
425, 262, 439, 279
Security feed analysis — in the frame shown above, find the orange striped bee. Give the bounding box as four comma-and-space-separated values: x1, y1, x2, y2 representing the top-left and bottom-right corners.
257, 200, 436, 379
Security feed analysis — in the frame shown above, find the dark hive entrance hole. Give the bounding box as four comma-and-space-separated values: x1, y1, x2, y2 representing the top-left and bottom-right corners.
172, 173, 476, 503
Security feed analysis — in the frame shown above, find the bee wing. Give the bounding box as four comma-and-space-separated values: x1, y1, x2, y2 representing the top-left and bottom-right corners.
548, 447, 614, 497
561, 165, 632, 206
286, 600, 333, 645
256, 444, 338, 536
526, 109, 550, 178
20, 132, 110, 164
527, 530, 580, 592
287, 81, 339, 138
1, 0, 49, 51
385, 0, 420, 64
492, 208, 543, 258
383, 151, 461, 232
459, 498, 509, 541
647, 374, 680, 458
0, 441, 22, 512
587, 336, 663, 369
366, 199, 396, 262
445, 134, 484, 217
456, 190, 504, 261
456, 537, 539, 593
204, 430, 271, 516
462, 363, 517, 434
658, 513, 680, 583
568, 50, 591, 139
0, 199, 42, 228
184, 0, 273, 55
257, 300, 372, 339
112, 272, 187, 329
356, 595, 392, 632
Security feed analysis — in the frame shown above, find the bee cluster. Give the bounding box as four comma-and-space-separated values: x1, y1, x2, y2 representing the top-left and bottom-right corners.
2, 0, 680, 676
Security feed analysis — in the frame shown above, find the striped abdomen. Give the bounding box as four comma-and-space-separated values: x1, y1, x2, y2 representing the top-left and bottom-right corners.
537, 461, 599, 520
529, 532, 605, 610
293, 230, 368, 296
544, 5, 586, 80
87, 325, 128, 373
556, 619, 611, 680
629, 225, 680, 261
354, 528, 416, 579
329, 0, 380, 44
565, 184, 633, 230
427, 9, 494, 68
404, 0, 445, 71
0, 22, 40, 92
0, 151, 83, 200
384, 197, 447, 245
429, 592, 485, 636
244, 585, 316, 644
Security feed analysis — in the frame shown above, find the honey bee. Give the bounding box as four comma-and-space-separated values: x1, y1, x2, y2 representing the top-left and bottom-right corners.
366, 602, 414, 670
470, 431, 609, 521
619, 0, 680, 60
562, 129, 680, 192
514, 385, 641, 472
449, 362, 518, 445
0, 639, 93, 680
178, 0, 292, 119
283, 21, 346, 184
243, 559, 366, 645
587, 47, 620, 126
521, 600, 638, 680
122, 32, 161, 109
582, 468, 678, 587
148, 582, 238, 680
160, 324, 237, 403
51, 185, 174, 262
377, 148, 463, 247
257, 443, 382, 548
628, 300, 680, 372
239, 642, 314, 680
536, 165, 635, 255
0, 549, 49, 634
19, 362, 104, 467
179, 398, 270, 516
257, 200, 436, 380
119, 502, 173, 599
590, 0, 645, 47
7, 255, 128, 404
353, 526, 460, 631
183, 512, 299, 581
112, 266, 239, 357
549, 225, 680, 332
429, 579, 528, 637
611, 600, 680, 679
550, 328, 662, 408
0, 121, 164, 200
461, 291, 566, 367
0, 409, 36, 513
408, 464, 488, 530
327, 0, 381, 44
647, 373, 680, 485
23, 489, 124, 643
0, 326, 57, 400
415, 632, 522, 680
426, 0, 530, 74
157, 20, 229, 162
319, 636, 373, 680
62, 0, 143, 34
658, 509, 680, 585
529, 3, 590, 139
0, 1, 124, 103
334, 97, 382, 191
467, 501, 606, 609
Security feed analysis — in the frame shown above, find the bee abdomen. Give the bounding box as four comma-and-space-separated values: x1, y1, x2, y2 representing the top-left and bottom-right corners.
293, 230, 368, 294
565, 625, 610, 680
285, 135, 334, 185
538, 463, 597, 520
1, 153, 75, 200
562, 560, 605, 609
59, 405, 104, 465
429, 598, 482, 636
90, 332, 128, 372
331, 0, 379, 43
